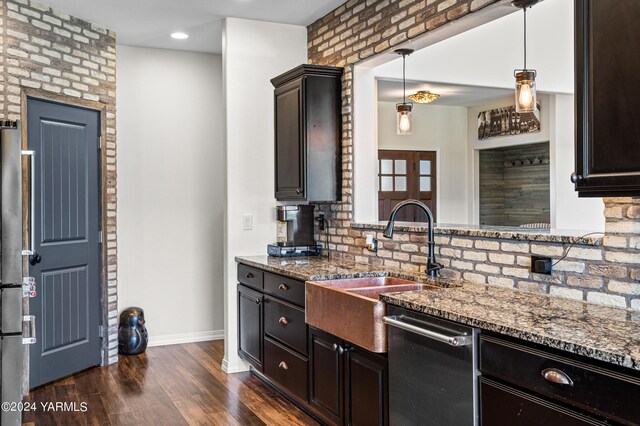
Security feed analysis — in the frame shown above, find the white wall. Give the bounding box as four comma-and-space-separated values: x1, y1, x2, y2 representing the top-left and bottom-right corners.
222, 18, 307, 373
373, 0, 574, 94
466, 94, 604, 231
116, 46, 225, 346
550, 94, 604, 231
377, 102, 469, 223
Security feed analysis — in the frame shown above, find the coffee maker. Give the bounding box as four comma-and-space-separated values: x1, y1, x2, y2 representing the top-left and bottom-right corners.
268, 205, 322, 257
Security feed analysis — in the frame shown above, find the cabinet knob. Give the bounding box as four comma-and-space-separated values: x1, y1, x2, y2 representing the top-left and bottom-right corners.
570, 172, 583, 184
541, 368, 573, 386
255, 298, 261, 305
278, 283, 289, 291
278, 361, 288, 370
278, 316, 289, 326
296, 188, 301, 194
333, 343, 339, 352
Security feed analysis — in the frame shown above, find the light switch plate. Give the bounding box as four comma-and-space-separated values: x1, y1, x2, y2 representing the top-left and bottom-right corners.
242, 214, 253, 230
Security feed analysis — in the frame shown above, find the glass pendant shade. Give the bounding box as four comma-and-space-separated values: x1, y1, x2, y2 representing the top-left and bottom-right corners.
514, 70, 537, 113
396, 103, 413, 135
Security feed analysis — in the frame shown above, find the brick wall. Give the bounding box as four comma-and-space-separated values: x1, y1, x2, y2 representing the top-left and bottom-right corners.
1, 0, 118, 364
308, 0, 640, 310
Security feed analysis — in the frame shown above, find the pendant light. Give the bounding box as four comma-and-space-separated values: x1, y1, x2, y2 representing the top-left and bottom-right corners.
395, 48, 414, 135
512, 0, 538, 113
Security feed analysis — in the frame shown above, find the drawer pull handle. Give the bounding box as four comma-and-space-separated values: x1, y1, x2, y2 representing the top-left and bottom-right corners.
245, 272, 254, 279
278, 316, 289, 326
278, 361, 288, 370
278, 283, 289, 291
541, 368, 573, 386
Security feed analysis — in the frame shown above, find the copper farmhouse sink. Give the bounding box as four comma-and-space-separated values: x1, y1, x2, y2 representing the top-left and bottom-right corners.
305, 277, 439, 353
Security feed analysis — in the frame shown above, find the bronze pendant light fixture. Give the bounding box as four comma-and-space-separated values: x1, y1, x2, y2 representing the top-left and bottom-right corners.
395, 48, 414, 135
512, 0, 538, 113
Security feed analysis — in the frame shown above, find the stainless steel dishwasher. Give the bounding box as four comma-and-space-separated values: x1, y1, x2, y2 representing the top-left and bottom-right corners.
384, 305, 478, 426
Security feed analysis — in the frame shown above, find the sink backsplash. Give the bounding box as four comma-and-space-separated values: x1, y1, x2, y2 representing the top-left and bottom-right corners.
315, 198, 640, 310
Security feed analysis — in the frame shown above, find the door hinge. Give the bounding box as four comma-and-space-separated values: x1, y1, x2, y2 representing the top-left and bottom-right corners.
98, 231, 103, 244
98, 325, 104, 338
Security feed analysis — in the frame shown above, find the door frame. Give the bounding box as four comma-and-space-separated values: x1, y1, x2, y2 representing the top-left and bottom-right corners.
20, 88, 108, 386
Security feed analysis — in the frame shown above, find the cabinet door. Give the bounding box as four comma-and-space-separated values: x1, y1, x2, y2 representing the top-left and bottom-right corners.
574, 0, 640, 196
346, 346, 388, 426
238, 285, 263, 372
309, 327, 344, 425
481, 378, 605, 426
274, 78, 305, 200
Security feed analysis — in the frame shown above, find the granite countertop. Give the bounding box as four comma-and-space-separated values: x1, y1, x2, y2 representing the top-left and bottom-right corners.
351, 222, 603, 245
235, 255, 447, 284
380, 284, 640, 371
236, 255, 639, 371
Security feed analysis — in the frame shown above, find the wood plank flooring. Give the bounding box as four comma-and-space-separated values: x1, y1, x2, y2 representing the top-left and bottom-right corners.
22, 340, 317, 425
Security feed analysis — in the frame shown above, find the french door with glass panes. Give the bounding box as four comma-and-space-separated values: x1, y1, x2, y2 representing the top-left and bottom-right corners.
378, 150, 437, 222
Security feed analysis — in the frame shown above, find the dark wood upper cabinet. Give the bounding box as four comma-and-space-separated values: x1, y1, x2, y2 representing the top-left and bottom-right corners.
574, 0, 640, 196
271, 65, 343, 202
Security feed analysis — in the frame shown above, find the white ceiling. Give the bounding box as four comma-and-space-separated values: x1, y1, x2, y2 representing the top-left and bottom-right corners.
377, 79, 513, 107
41, 0, 346, 54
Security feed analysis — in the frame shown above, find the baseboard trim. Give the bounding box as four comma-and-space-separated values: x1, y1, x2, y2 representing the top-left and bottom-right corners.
222, 356, 250, 374
147, 330, 224, 347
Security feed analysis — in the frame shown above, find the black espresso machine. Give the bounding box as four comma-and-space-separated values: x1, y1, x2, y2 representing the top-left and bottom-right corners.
268, 205, 323, 257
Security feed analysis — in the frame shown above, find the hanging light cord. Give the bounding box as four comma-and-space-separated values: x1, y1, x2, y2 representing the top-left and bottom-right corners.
523, 7, 527, 70
402, 53, 407, 104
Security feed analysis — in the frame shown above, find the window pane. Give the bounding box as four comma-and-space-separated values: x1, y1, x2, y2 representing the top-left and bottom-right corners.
420, 160, 432, 175
420, 176, 431, 192
395, 159, 406, 175
381, 176, 393, 191
395, 176, 407, 191
381, 159, 393, 174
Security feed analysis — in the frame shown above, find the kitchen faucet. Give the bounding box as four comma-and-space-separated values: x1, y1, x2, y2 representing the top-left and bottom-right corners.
382, 199, 443, 277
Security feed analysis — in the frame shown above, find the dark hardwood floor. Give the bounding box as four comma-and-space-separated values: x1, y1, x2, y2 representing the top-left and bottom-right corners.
23, 340, 317, 425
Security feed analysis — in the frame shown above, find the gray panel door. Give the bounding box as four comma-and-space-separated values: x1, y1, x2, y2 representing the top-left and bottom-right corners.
28, 98, 101, 388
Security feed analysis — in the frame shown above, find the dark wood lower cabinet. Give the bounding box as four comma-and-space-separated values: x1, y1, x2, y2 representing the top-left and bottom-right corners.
308, 327, 389, 426
238, 284, 263, 372
346, 346, 388, 426
309, 327, 344, 425
480, 378, 605, 426
238, 265, 389, 425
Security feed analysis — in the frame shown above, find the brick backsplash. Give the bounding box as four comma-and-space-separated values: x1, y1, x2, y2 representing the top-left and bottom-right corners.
1, 0, 118, 364
307, 0, 640, 310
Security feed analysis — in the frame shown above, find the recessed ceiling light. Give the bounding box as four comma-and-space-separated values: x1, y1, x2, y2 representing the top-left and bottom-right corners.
171, 32, 189, 40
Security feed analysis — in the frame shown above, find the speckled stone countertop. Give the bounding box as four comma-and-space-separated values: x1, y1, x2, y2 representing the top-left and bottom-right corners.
352, 222, 603, 245
235, 255, 444, 284
237, 255, 639, 371
380, 283, 640, 371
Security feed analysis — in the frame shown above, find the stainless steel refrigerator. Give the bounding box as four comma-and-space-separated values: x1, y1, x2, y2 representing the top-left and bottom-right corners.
1, 120, 37, 425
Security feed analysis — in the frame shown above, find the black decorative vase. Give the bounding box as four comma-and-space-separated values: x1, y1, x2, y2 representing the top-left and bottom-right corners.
118, 307, 148, 355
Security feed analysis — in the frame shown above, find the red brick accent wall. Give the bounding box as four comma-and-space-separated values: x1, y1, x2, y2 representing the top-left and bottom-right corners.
2, 0, 118, 364
307, 0, 640, 310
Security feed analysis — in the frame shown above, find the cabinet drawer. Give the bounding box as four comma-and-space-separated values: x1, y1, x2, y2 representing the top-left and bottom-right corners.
480, 335, 640, 425
264, 337, 308, 402
264, 272, 305, 306
238, 264, 263, 290
480, 378, 605, 426
264, 296, 307, 355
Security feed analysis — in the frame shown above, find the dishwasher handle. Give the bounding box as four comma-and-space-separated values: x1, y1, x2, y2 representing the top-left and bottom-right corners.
383, 315, 472, 347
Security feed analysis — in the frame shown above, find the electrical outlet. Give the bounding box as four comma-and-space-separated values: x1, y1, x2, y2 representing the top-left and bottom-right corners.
242, 214, 253, 230
531, 256, 552, 275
